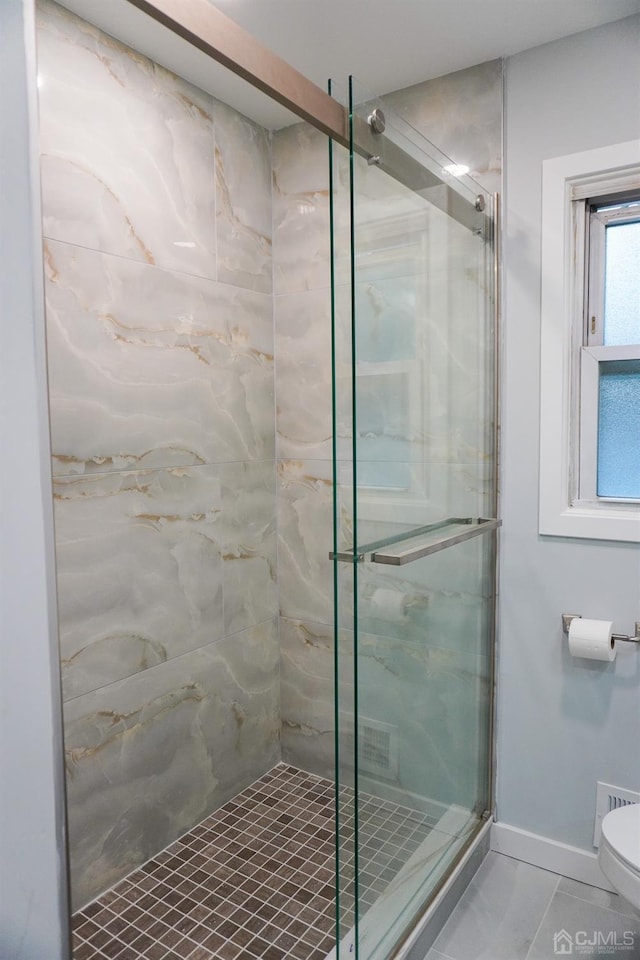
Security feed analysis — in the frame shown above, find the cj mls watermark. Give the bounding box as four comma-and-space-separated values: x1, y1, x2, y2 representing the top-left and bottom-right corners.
553, 928, 637, 955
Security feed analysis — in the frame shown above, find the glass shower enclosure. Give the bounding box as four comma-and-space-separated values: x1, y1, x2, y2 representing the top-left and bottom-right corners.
330, 80, 498, 959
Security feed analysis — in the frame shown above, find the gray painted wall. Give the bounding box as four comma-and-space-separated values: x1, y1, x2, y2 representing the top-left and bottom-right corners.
499, 15, 640, 850
0, 1, 70, 957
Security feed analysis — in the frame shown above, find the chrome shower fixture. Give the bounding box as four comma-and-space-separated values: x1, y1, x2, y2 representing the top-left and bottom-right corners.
368, 107, 386, 134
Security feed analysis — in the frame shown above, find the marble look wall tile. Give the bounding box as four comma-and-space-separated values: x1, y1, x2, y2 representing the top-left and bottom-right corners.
36, 0, 216, 278
220, 460, 277, 636
338, 526, 492, 658
349, 157, 436, 283
280, 617, 335, 779
343, 460, 493, 531
321, 173, 493, 472
429, 460, 494, 518
54, 465, 223, 701
280, 603, 490, 809
383, 60, 503, 196
346, 205, 492, 468
277, 459, 334, 625
215, 100, 272, 293
64, 618, 280, 909
275, 288, 333, 460
334, 626, 491, 810
44, 240, 274, 475
272, 123, 331, 295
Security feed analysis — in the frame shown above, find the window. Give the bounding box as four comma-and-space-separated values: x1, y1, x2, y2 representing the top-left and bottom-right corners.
580, 195, 640, 502
539, 140, 640, 542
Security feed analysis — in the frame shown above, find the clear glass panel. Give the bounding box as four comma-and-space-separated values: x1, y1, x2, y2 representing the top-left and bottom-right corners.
353, 532, 493, 959
603, 220, 640, 346
597, 359, 640, 498
329, 78, 359, 951
331, 77, 497, 959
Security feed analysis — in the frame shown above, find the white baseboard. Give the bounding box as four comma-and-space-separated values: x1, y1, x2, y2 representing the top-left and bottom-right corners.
491, 821, 616, 893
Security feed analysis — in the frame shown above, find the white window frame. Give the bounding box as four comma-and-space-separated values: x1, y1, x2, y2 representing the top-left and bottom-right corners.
539, 140, 640, 542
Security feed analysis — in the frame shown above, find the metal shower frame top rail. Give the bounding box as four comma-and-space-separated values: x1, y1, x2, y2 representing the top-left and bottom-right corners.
125, 0, 484, 232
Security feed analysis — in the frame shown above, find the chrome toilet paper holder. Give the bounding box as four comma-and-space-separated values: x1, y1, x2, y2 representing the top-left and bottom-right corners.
562, 614, 640, 644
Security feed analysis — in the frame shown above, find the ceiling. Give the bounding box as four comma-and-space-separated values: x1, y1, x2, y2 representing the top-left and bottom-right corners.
58, 0, 640, 129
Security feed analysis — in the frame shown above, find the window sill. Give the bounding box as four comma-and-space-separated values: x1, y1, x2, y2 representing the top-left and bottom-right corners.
540, 499, 640, 543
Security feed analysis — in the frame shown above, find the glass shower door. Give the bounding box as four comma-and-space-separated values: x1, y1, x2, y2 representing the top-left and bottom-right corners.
331, 79, 498, 959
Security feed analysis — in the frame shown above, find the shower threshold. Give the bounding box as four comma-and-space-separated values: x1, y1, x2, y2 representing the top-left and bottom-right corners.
71, 763, 440, 960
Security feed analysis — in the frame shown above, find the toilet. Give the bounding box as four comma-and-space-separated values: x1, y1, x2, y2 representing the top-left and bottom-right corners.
598, 804, 640, 908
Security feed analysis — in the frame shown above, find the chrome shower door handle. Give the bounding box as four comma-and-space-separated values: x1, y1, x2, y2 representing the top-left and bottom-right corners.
370, 517, 501, 566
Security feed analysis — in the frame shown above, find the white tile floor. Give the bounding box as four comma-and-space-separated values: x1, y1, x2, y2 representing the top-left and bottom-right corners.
423, 852, 640, 960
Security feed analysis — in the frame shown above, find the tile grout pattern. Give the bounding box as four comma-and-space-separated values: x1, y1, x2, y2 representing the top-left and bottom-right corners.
425, 850, 640, 960
72, 763, 438, 960
61, 613, 278, 708
337, 793, 440, 917
524, 872, 560, 959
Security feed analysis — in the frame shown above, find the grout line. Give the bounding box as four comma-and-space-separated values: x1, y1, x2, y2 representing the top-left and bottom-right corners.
53, 457, 279, 485
72, 765, 439, 960
63, 612, 279, 706
523, 872, 562, 960
554, 888, 640, 923
42, 234, 221, 288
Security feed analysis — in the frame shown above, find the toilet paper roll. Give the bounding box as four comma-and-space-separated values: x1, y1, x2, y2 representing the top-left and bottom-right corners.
369, 588, 408, 619
568, 617, 616, 661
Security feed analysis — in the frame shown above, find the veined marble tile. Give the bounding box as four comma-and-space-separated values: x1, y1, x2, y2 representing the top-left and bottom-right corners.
215, 100, 272, 293
220, 460, 277, 636
350, 461, 494, 525
334, 455, 492, 552
331, 194, 493, 467
275, 288, 333, 460
338, 525, 492, 657
44, 240, 274, 474
331, 143, 354, 291
277, 459, 334, 625
331, 513, 493, 805
36, 0, 216, 278
63, 618, 280, 909
435, 459, 495, 517
54, 465, 223, 700
272, 123, 332, 295
336, 625, 491, 810
332, 280, 356, 461
347, 229, 492, 467
383, 60, 503, 196
350, 153, 439, 272
280, 617, 335, 779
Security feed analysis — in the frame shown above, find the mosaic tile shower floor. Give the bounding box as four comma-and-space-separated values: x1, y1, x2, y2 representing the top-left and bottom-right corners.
72, 764, 437, 960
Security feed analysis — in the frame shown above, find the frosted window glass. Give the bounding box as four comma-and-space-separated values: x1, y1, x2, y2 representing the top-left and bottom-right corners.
603, 221, 640, 345
597, 360, 640, 498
